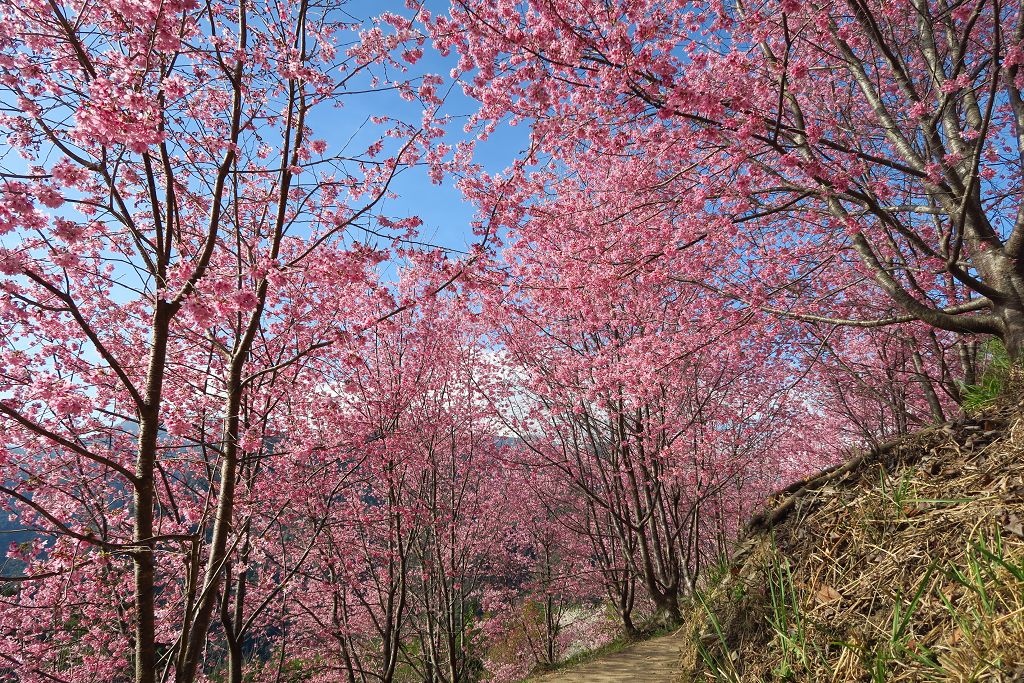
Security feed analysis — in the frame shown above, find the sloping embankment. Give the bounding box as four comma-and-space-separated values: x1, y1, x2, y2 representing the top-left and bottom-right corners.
680, 409, 1024, 681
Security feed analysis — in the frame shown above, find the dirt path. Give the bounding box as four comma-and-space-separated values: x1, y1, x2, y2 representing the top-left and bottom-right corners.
532, 632, 684, 683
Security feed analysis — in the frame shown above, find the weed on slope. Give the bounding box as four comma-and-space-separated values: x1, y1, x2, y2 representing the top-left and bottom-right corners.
681, 402, 1024, 682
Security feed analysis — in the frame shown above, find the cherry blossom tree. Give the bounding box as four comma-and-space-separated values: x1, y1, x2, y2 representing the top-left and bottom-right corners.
805, 323, 963, 441
0, 0, 451, 679
472, 194, 839, 626
263, 277, 521, 683
438, 0, 1024, 357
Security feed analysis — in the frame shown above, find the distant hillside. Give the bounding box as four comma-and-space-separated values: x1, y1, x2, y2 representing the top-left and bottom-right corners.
0, 512, 35, 576
1, 446, 34, 572
681, 404, 1024, 681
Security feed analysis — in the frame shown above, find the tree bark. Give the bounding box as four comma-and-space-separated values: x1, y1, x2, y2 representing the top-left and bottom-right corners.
134, 301, 172, 683
177, 378, 243, 682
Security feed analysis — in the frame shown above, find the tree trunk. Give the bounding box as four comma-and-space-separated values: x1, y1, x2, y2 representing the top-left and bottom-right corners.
221, 562, 247, 683
177, 380, 243, 682
134, 302, 171, 683
912, 351, 945, 423
544, 594, 557, 664
621, 608, 638, 639
652, 595, 682, 628
133, 431, 157, 683
1001, 307, 1024, 363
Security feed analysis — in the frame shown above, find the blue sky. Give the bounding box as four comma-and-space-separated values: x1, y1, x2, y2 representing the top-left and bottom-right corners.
0, 0, 521, 272
322, 0, 529, 256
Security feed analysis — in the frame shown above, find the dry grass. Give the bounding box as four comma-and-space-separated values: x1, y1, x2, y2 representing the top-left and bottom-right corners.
680, 405, 1024, 682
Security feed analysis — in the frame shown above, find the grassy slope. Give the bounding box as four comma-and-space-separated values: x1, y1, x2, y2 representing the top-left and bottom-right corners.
680, 407, 1024, 682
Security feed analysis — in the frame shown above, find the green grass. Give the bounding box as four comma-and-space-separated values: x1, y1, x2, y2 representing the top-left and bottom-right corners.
960, 339, 1012, 414
879, 466, 915, 516
766, 554, 811, 680
693, 584, 742, 682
